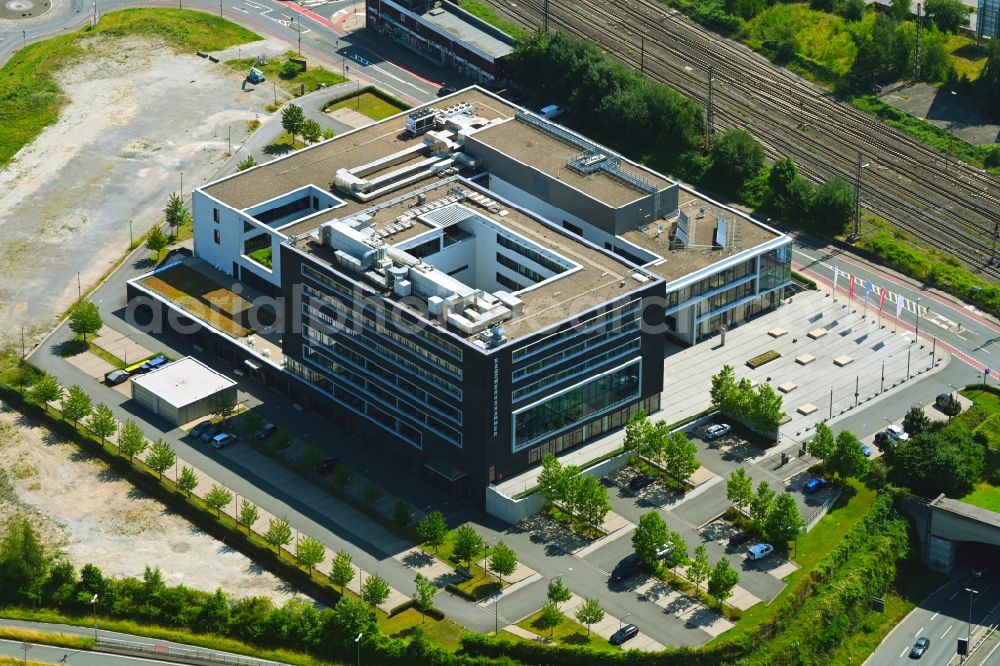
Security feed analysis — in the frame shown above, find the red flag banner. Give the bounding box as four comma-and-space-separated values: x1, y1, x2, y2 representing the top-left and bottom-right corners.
849, 274, 855, 300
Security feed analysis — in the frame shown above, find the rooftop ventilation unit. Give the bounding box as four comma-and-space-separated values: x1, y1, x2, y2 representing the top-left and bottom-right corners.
405, 108, 437, 137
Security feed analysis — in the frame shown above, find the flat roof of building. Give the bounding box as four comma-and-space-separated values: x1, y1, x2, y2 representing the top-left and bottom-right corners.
420, 4, 513, 59
470, 118, 675, 208
132, 356, 236, 408
291, 178, 659, 342
620, 188, 782, 284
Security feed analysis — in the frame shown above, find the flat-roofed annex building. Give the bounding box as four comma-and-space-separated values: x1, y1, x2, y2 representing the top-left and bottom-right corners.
131, 357, 238, 427
127, 87, 790, 503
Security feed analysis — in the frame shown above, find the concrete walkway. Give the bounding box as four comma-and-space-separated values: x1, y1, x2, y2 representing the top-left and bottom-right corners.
562, 593, 664, 651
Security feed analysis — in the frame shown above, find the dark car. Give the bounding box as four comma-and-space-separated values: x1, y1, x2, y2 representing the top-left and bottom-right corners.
105, 369, 130, 386
316, 457, 340, 475
190, 420, 215, 439
199, 424, 222, 442
909, 637, 930, 659
628, 474, 655, 491
728, 531, 752, 548
609, 623, 639, 646
436, 85, 457, 97
254, 423, 277, 440
973, 561, 988, 578
610, 553, 645, 582
138, 355, 168, 373
803, 477, 828, 494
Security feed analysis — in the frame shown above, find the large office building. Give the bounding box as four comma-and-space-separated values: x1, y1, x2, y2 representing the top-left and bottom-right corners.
127, 88, 790, 502
979, 0, 999, 39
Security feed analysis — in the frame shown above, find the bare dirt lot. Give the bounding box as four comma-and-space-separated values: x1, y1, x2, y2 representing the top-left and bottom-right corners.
0, 402, 302, 602
0, 33, 262, 345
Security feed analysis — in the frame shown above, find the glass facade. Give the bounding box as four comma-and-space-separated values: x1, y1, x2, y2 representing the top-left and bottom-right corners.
758, 244, 792, 292
513, 361, 641, 450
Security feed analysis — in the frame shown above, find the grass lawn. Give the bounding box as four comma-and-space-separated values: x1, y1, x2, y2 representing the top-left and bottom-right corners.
226, 52, 345, 96
265, 131, 307, 155
457, 0, 528, 41
248, 246, 272, 268
0, 9, 259, 168
379, 608, 464, 650
958, 388, 1000, 511
416, 529, 505, 599
947, 34, 987, 81
711, 476, 877, 642
515, 609, 617, 652
324, 91, 408, 121
746, 3, 862, 79
140, 263, 252, 337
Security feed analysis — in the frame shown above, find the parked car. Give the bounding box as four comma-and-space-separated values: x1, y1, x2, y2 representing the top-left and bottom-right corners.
728, 531, 752, 548
540, 104, 564, 119
802, 477, 828, 494
436, 85, 457, 97
885, 424, 909, 443
190, 420, 215, 439
909, 636, 930, 659
138, 355, 168, 374
105, 369, 130, 386
610, 553, 645, 582
936, 393, 960, 412
747, 543, 774, 561
705, 423, 731, 440
254, 423, 277, 440
609, 623, 639, 646
199, 424, 221, 442
973, 561, 988, 578
316, 457, 340, 475
860, 443, 873, 457
628, 474, 656, 491
210, 433, 237, 449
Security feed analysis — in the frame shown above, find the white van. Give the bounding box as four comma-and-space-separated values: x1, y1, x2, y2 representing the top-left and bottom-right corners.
540, 104, 564, 119
885, 424, 909, 443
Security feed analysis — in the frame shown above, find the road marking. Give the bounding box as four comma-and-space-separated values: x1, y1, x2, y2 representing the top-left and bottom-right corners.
916, 626, 924, 637
371, 64, 430, 94
234, 6, 248, 11
900, 647, 909, 658
930, 612, 939, 621
951, 588, 961, 601
941, 624, 953, 639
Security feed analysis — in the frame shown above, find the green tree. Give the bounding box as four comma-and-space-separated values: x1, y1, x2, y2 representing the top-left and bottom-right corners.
764, 492, 805, 543
212, 393, 237, 423
903, 405, 932, 437
163, 193, 191, 237
663, 529, 689, 573
280, 59, 302, 78
889, 0, 911, 21
750, 480, 776, 530
295, 535, 326, 574
87, 403, 117, 445
925, 0, 970, 32
301, 445, 323, 472
301, 119, 322, 144
0, 518, 48, 604
236, 155, 257, 172
61, 384, 92, 426
890, 424, 985, 497
204, 484, 233, 516
662, 430, 701, 482
272, 427, 293, 460
750, 384, 783, 431
332, 462, 354, 491
535, 602, 563, 638
976, 38, 1000, 119
828, 430, 871, 481
391, 499, 412, 529
811, 177, 855, 235
726, 467, 753, 516
768, 157, 797, 207
707, 557, 740, 607
361, 482, 383, 509
118, 419, 147, 462
322, 128, 335, 140
624, 409, 652, 455
177, 466, 199, 497
487, 540, 517, 584
237, 499, 259, 534
146, 439, 176, 480
240, 411, 265, 439
416, 511, 448, 553
281, 104, 306, 142
686, 544, 710, 591
574, 597, 605, 636
783, 177, 815, 225
330, 549, 356, 592
452, 524, 484, 570
264, 517, 292, 553
413, 573, 438, 623
145, 227, 170, 260
710, 365, 737, 411
331, 597, 376, 646
809, 422, 835, 464
570, 473, 611, 531
30, 374, 61, 413
360, 572, 391, 608
632, 511, 670, 570
710, 128, 765, 187
547, 576, 572, 606
68, 300, 103, 343
538, 454, 574, 506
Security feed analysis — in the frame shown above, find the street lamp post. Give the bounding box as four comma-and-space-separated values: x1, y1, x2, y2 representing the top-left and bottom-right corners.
91, 594, 99, 641
914, 297, 922, 341
355, 632, 362, 666
619, 612, 632, 631
964, 587, 979, 662
482, 537, 498, 576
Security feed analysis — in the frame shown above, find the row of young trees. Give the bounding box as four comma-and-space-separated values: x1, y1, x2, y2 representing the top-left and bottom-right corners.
710, 365, 784, 434
807, 422, 871, 481
531, 577, 606, 638
537, 454, 611, 532
726, 469, 806, 543
280, 103, 334, 145
631, 511, 740, 608
623, 411, 701, 484
415, 512, 519, 584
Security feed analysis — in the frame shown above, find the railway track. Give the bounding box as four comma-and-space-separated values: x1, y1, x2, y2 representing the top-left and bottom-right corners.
487, 0, 1000, 277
